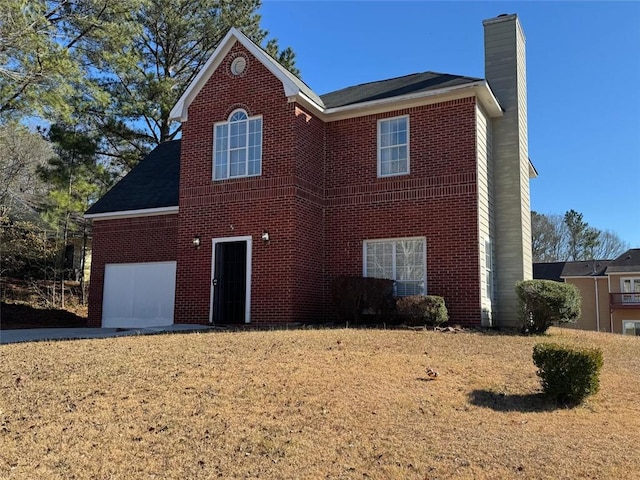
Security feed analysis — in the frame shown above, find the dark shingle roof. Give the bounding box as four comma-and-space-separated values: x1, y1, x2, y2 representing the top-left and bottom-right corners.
606, 249, 640, 273
320, 72, 483, 109
561, 260, 612, 278
533, 262, 566, 282
86, 140, 180, 215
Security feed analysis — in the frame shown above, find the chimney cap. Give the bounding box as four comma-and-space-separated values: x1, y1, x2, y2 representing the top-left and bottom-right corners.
483, 13, 520, 28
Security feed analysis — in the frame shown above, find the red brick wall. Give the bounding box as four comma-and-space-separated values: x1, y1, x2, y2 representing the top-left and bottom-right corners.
87, 214, 178, 327
91, 41, 483, 327
292, 105, 325, 322
325, 98, 481, 325
174, 42, 321, 325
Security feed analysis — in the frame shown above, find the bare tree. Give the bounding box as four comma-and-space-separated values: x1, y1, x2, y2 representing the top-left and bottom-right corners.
532, 210, 629, 262
0, 123, 51, 205
592, 229, 629, 260
531, 211, 567, 262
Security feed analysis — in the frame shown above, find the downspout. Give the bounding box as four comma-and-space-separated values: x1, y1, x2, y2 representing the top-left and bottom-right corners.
594, 277, 600, 332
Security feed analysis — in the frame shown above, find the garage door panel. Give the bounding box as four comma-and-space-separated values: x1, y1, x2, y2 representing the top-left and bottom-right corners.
103, 262, 176, 328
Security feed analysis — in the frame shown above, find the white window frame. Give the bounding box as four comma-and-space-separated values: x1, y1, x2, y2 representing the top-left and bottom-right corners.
213, 109, 263, 180
362, 237, 426, 296
620, 277, 640, 304
623, 320, 640, 336
377, 115, 409, 178
484, 239, 493, 302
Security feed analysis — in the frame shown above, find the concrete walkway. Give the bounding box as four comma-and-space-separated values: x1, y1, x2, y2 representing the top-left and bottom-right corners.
0, 324, 216, 345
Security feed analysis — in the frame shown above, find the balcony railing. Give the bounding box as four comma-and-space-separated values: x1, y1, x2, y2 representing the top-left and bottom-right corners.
610, 293, 640, 308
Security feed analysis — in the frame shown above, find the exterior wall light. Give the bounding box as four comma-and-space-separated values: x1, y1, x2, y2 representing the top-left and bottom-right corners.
261, 231, 270, 243
192, 236, 201, 249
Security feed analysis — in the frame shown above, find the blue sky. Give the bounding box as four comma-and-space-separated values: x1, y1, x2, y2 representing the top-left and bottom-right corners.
260, 1, 640, 248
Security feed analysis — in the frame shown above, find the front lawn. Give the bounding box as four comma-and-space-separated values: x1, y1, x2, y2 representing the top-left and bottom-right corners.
1, 327, 638, 478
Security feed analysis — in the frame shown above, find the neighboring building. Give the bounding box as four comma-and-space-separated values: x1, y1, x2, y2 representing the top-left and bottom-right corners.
85, 14, 536, 329
534, 249, 640, 335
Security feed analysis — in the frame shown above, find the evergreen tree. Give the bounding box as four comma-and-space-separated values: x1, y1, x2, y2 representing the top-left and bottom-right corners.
39, 124, 112, 229
0, 0, 127, 121
76, 0, 299, 171
564, 210, 600, 261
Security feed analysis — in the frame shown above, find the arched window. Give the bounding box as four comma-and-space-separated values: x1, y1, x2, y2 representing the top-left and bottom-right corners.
213, 109, 263, 180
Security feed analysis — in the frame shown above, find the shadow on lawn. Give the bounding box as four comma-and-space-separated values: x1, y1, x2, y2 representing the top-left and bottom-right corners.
0, 302, 87, 329
468, 389, 560, 412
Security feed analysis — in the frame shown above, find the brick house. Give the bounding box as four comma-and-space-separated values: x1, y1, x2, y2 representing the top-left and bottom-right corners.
534, 249, 640, 334
86, 14, 535, 329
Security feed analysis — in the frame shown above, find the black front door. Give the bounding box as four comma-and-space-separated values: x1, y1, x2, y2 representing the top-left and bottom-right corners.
212, 241, 247, 324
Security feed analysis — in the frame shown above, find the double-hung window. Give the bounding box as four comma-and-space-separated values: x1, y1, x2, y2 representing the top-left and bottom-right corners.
363, 238, 425, 296
378, 115, 409, 177
213, 109, 262, 180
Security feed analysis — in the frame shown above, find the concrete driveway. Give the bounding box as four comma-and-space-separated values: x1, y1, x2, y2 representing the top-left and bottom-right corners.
0, 324, 215, 345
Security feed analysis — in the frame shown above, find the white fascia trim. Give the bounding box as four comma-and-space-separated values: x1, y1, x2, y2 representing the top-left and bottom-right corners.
288, 90, 325, 113
170, 27, 305, 122
170, 29, 237, 121
85, 206, 178, 220
317, 81, 503, 122
607, 271, 640, 276
561, 275, 606, 279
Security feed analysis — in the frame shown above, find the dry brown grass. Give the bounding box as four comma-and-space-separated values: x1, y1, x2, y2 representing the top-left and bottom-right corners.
1, 327, 639, 479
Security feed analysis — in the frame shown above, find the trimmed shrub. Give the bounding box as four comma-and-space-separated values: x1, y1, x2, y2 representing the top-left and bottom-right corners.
331, 276, 395, 324
532, 343, 604, 405
396, 295, 448, 326
516, 279, 581, 334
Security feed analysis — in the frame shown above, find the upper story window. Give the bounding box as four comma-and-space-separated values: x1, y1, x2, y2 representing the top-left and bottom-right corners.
377, 115, 409, 177
213, 109, 262, 180
621, 277, 640, 304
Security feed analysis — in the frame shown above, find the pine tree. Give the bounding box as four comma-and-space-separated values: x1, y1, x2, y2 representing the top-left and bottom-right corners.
76, 0, 299, 171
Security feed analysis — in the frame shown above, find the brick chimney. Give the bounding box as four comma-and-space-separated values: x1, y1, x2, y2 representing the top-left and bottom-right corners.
483, 14, 534, 328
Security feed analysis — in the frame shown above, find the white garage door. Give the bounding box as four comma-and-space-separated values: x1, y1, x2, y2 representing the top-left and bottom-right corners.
103, 261, 176, 328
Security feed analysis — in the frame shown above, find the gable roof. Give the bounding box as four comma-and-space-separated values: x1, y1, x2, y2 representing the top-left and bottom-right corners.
169, 28, 502, 122
170, 27, 324, 122
85, 140, 181, 218
320, 72, 483, 109
606, 248, 640, 273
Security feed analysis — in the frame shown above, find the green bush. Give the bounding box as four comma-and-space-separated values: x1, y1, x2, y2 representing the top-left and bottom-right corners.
516, 279, 581, 334
532, 343, 603, 405
331, 276, 395, 324
395, 295, 448, 326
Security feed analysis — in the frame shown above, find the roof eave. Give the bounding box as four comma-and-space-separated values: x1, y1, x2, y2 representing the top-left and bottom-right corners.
529, 158, 539, 179
561, 275, 606, 279
606, 269, 640, 275
85, 206, 179, 220
317, 81, 503, 122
